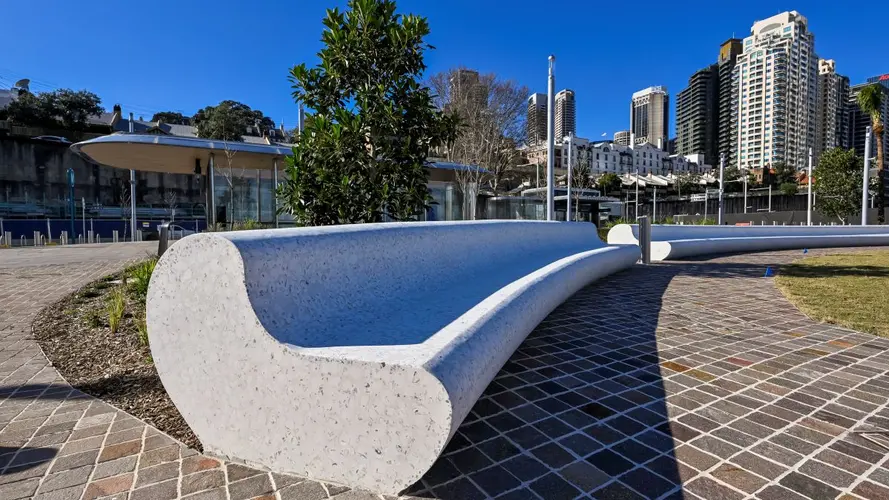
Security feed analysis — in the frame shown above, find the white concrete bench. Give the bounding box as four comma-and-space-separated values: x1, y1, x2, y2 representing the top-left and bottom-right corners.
607, 224, 889, 261
147, 220, 638, 494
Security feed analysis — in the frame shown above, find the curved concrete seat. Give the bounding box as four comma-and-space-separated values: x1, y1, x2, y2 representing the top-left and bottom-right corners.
607, 224, 889, 261
147, 220, 638, 494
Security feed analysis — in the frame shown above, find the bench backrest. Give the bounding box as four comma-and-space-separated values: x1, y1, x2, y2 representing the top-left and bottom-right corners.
220, 220, 605, 350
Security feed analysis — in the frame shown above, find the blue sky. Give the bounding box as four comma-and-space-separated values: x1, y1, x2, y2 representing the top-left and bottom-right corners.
3, 1, 886, 139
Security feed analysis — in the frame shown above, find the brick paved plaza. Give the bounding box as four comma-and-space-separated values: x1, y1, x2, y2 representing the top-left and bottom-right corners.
3, 244, 889, 499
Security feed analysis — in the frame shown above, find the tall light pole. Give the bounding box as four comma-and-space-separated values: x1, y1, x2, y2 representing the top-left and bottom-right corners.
718, 153, 725, 225
634, 169, 639, 220
862, 126, 872, 226
807, 147, 813, 226
546, 55, 555, 221
129, 113, 137, 240
743, 166, 748, 214
566, 133, 573, 222
67, 168, 75, 242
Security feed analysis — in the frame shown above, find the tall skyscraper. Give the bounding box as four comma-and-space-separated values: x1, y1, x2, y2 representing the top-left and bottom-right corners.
527, 93, 548, 146
614, 130, 631, 146
736, 11, 817, 171
718, 39, 743, 167
450, 69, 487, 108
630, 86, 669, 149
849, 80, 889, 166
675, 65, 718, 165
815, 59, 850, 162
555, 89, 576, 139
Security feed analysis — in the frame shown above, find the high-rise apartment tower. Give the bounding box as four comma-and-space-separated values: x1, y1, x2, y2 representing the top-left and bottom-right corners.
735, 11, 817, 170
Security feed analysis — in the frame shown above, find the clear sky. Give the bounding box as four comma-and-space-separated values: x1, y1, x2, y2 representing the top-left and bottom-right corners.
3, 1, 886, 139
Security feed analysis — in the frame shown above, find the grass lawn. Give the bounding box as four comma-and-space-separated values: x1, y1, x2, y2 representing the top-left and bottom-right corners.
776, 250, 889, 337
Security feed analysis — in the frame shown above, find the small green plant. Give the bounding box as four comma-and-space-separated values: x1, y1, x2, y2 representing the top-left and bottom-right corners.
127, 258, 157, 301
136, 314, 149, 347
697, 217, 717, 225
85, 309, 102, 328
107, 289, 126, 334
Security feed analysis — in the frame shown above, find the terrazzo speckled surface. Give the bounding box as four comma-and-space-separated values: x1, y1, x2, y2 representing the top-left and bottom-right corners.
4, 243, 889, 499
146, 222, 638, 493
607, 224, 889, 261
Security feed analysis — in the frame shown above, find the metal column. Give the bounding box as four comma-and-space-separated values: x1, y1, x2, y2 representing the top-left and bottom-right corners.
718, 154, 725, 225
862, 127, 872, 226
566, 133, 573, 222
208, 154, 216, 227
546, 55, 555, 221
807, 148, 813, 226
273, 158, 279, 228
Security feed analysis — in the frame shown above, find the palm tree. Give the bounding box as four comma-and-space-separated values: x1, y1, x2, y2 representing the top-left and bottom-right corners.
858, 84, 885, 222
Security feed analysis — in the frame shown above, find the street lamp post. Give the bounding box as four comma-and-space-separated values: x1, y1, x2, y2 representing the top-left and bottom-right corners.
718, 154, 725, 225
546, 55, 555, 221
807, 148, 813, 226
67, 168, 75, 242
862, 127, 872, 226
566, 133, 573, 222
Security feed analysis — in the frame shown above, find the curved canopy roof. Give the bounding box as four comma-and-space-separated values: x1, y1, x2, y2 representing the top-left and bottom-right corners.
71, 133, 292, 174
71, 134, 482, 176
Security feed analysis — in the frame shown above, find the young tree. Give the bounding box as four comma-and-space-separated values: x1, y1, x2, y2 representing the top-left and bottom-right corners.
151, 111, 191, 125
857, 84, 885, 222
597, 173, 621, 197
278, 0, 457, 225
816, 148, 863, 224
428, 68, 528, 194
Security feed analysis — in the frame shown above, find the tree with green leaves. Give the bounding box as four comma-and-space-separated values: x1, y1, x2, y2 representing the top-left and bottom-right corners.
150, 111, 191, 125
816, 148, 863, 224
277, 0, 457, 225
780, 182, 799, 196
771, 162, 798, 187
857, 84, 885, 222
597, 173, 621, 197
6, 89, 103, 131
193, 100, 274, 141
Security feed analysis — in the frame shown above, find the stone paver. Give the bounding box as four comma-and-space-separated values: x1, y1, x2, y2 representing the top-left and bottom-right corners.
4, 244, 889, 499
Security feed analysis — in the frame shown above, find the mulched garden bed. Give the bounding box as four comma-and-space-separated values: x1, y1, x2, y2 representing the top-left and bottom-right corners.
32, 263, 201, 450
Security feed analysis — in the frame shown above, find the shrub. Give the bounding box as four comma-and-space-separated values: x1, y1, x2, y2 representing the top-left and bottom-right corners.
107, 289, 126, 334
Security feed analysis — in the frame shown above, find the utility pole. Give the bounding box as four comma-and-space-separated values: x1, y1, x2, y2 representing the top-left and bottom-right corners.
718, 154, 725, 225
862, 127, 872, 226
807, 147, 813, 226
743, 167, 748, 214
546, 55, 555, 221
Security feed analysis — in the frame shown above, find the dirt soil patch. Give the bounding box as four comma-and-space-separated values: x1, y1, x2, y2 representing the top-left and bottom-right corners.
776, 250, 889, 337
32, 264, 200, 450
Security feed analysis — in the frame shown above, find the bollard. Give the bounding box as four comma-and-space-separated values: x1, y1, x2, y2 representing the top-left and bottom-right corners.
34, 231, 40, 247
88, 230, 94, 244
20, 235, 25, 247
638, 216, 651, 265
96, 235, 101, 244
158, 222, 171, 257
113, 230, 119, 243
60, 231, 67, 245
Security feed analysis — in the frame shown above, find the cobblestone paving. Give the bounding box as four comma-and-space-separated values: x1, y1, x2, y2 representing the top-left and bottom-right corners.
4, 245, 889, 499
